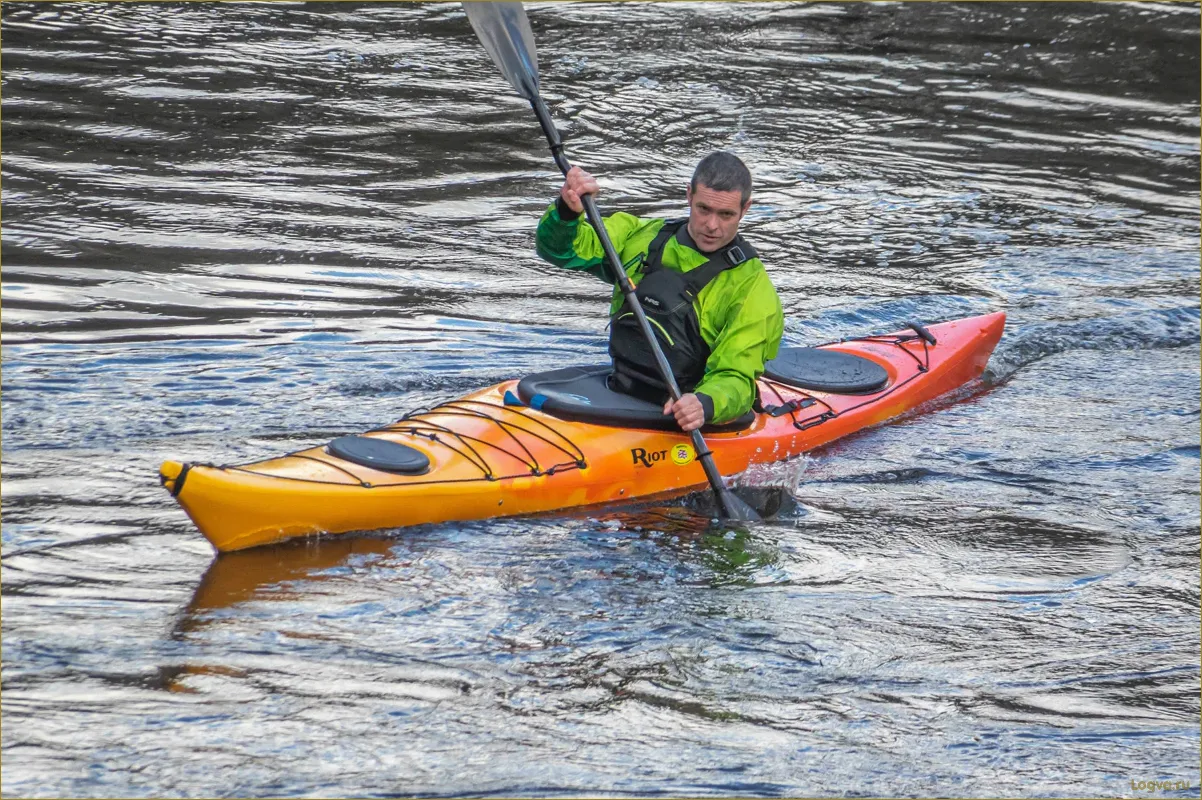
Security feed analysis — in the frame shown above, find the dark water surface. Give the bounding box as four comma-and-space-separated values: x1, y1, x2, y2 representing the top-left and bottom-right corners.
2, 2, 1199, 797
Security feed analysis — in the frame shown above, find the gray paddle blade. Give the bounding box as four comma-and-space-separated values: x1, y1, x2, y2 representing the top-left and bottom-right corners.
463, 2, 540, 100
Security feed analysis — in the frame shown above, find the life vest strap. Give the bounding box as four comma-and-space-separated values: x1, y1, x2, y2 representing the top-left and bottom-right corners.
642, 218, 757, 294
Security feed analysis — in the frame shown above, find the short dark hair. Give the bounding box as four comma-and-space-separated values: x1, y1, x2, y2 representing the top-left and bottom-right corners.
690, 151, 752, 206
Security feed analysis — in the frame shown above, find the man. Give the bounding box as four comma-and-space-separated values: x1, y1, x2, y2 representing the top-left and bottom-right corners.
535, 151, 783, 432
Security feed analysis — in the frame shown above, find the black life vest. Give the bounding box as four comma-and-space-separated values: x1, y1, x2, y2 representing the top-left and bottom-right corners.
608, 219, 756, 400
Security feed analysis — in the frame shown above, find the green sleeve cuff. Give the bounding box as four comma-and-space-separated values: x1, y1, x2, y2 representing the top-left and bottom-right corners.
695, 392, 715, 423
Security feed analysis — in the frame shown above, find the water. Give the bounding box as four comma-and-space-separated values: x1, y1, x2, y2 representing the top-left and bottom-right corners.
2, 2, 1198, 796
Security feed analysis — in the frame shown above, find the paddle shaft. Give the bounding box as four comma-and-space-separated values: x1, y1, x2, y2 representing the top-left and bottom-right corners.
529, 97, 735, 515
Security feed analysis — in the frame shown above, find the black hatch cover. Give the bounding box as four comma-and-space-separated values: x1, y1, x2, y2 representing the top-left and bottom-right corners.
763, 348, 889, 394
327, 435, 430, 474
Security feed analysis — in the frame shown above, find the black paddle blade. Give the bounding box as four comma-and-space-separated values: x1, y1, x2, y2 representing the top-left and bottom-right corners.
463, 2, 540, 100
681, 485, 795, 522
717, 486, 762, 521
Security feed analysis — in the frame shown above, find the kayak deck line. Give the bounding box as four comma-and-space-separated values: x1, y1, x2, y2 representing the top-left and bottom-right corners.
758, 329, 935, 431
160, 312, 1006, 552
220, 397, 591, 489
379, 398, 589, 478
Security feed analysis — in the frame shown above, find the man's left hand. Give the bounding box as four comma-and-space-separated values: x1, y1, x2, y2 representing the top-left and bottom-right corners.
663, 393, 706, 432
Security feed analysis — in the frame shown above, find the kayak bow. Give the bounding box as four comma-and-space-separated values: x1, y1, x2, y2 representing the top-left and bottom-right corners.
160, 312, 1005, 552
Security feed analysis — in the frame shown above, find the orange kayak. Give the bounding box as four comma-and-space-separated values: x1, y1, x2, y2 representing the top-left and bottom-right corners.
160, 312, 1005, 551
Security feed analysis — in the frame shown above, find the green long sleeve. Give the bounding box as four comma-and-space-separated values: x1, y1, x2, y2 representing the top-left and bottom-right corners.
535, 202, 662, 283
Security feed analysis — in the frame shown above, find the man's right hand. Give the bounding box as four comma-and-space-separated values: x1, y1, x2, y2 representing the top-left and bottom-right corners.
560, 166, 599, 215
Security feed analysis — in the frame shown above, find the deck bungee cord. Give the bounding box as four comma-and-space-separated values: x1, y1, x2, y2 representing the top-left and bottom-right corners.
757, 327, 935, 432
212, 398, 590, 489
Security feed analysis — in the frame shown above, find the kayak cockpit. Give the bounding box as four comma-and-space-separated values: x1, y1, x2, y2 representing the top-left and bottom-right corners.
511, 348, 889, 431
512, 365, 756, 431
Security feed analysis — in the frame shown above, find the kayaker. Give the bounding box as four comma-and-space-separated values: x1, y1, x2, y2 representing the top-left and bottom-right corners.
535, 151, 784, 432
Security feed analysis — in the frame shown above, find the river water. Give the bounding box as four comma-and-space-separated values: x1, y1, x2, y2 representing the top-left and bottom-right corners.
2, 2, 1199, 797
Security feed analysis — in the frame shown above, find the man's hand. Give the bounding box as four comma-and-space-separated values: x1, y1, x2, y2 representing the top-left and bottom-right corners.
560, 166, 599, 215
663, 393, 706, 432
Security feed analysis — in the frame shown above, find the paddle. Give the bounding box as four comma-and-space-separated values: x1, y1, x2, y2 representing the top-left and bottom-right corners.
463, 1, 758, 521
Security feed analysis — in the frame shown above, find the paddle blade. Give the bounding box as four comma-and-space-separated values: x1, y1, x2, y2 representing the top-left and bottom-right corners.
717, 486, 762, 522
463, 2, 540, 100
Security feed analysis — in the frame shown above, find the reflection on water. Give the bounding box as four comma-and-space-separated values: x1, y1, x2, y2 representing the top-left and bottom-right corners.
2, 2, 1199, 797
180, 535, 397, 624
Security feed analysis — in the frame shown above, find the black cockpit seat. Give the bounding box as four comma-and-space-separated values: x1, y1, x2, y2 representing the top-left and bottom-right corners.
514, 365, 755, 432
513, 349, 888, 432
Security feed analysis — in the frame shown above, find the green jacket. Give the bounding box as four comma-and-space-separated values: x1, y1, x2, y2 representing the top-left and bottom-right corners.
535, 202, 784, 424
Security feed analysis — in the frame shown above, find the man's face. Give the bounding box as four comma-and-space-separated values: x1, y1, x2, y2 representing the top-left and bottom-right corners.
686, 182, 751, 253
